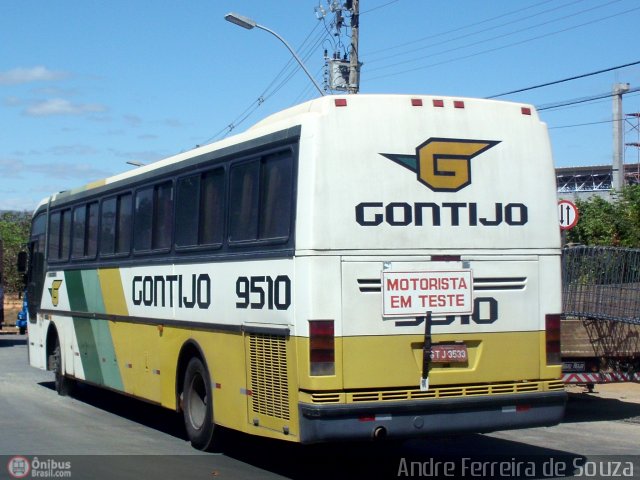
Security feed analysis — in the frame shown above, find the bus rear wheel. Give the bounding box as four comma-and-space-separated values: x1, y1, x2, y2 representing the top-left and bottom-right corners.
183, 357, 216, 450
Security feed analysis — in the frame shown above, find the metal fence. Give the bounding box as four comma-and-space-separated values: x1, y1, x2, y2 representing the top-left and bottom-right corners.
562, 245, 640, 326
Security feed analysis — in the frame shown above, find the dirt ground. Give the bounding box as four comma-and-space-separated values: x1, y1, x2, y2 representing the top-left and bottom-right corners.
566, 382, 640, 404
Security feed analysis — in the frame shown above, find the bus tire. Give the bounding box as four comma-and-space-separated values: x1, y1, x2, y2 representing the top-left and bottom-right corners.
183, 357, 216, 450
52, 339, 74, 396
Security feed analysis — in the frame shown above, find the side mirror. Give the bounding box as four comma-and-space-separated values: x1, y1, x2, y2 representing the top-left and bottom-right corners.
17, 251, 27, 274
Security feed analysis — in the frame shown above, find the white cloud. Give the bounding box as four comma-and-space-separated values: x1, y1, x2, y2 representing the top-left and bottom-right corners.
48, 145, 99, 156
123, 114, 143, 126
0, 158, 28, 178
163, 118, 187, 128
0, 157, 112, 180
0, 66, 68, 85
24, 98, 107, 117
31, 161, 112, 179
3, 96, 23, 106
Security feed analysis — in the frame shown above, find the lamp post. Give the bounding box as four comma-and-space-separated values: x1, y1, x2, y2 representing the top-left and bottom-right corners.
224, 12, 325, 97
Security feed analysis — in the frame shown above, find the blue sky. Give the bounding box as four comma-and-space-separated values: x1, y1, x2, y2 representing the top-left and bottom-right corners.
1, 0, 639, 211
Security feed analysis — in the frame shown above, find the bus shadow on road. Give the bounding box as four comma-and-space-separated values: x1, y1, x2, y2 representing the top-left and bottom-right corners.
36, 380, 593, 479
38, 381, 189, 441
563, 392, 640, 424
216, 430, 586, 479
0, 336, 27, 347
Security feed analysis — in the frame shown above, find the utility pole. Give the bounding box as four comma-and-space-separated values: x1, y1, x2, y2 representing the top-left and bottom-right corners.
321, 1, 361, 93
348, 0, 360, 94
612, 83, 630, 192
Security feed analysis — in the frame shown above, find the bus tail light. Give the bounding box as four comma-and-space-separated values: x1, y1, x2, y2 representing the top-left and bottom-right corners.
310, 320, 335, 376
545, 314, 561, 365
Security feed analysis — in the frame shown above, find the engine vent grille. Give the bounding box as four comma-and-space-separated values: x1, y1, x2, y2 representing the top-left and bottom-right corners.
249, 333, 290, 420
304, 380, 564, 404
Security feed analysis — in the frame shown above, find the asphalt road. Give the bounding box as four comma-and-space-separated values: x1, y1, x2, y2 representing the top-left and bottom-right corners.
1, 334, 639, 479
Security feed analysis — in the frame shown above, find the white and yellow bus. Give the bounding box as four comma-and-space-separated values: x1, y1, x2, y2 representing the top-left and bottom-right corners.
24, 94, 565, 449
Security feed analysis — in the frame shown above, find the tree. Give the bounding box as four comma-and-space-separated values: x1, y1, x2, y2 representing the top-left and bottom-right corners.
0, 211, 32, 294
566, 185, 640, 247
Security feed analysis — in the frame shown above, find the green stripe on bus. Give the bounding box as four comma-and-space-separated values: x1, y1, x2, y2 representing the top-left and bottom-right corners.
64, 270, 123, 390
65, 270, 87, 312
65, 270, 103, 383
80, 270, 105, 313
80, 270, 124, 391
72, 316, 104, 385
88, 318, 124, 391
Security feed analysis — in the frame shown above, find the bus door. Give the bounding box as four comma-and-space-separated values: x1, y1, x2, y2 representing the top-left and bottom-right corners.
26, 214, 47, 369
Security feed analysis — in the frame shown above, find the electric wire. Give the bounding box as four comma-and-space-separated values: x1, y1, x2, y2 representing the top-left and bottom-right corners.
549, 119, 613, 130
367, 0, 623, 74
367, 5, 640, 82
366, 0, 584, 64
292, 65, 326, 105
207, 2, 638, 147
545, 92, 640, 129
262, 29, 329, 103
488, 61, 640, 99
538, 87, 640, 112
204, 20, 327, 144
361, 0, 401, 15
364, 0, 558, 58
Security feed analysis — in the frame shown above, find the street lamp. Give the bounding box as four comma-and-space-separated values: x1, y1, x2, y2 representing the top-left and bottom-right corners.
224, 12, 325, 97
126, 160, 146, 167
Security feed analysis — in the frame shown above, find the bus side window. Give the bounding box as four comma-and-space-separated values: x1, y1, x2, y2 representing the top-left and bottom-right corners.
134, 188, 154, 252
228, 152, 294, 245
153, 182, 173, 250
61, 209, 71, 261
117, 194, 132, 254
72, 205, 87, 259
229, 161, 260, 242
100, 197, 117, 255
72, 203, 100, 259
101, 194, 133, 257
48, 209, 71, 262
176, 168, 225, 249
86, 202, 99, 258
48, 211, 61, 260
134, 182, 173, 253
175, 175, 200, 247
260, 152, 293, 240
200, 168, 225, 246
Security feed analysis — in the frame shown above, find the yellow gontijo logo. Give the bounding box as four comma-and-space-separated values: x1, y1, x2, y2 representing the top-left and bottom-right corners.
49, 280, 63, 307
381, 138, 500, 192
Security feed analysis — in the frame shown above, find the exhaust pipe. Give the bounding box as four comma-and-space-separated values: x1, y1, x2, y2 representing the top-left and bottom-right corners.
373, 426, 387, 440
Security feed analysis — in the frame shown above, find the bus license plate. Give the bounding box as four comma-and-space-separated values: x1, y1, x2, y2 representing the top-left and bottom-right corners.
431, 344, 468, 363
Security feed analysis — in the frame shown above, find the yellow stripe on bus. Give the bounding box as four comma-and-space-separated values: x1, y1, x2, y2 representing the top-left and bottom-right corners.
98, 268, 129, 316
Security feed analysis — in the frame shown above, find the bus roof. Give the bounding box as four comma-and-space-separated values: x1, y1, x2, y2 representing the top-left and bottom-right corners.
34, 94, 540, 212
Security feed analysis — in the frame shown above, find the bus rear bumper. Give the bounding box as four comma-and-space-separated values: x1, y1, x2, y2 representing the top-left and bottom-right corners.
298, 391, 567, 443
